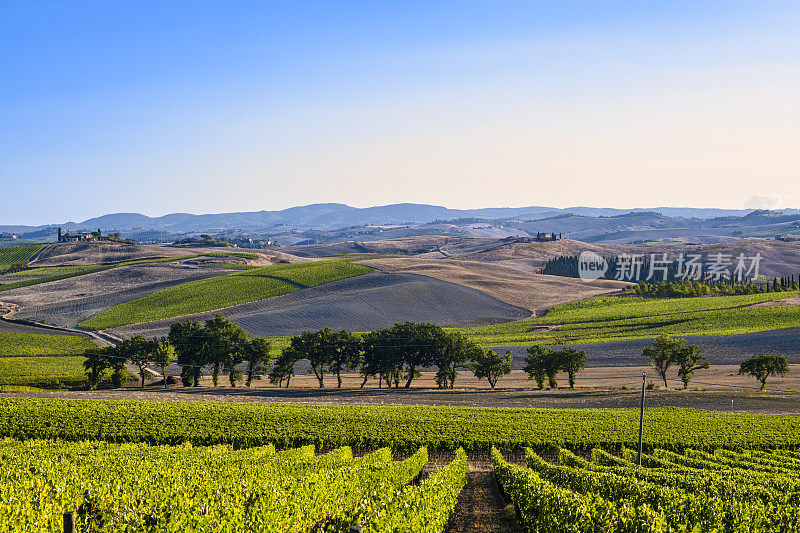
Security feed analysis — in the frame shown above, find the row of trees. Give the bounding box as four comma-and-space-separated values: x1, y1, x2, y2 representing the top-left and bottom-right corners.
84, 315, 271, 389
83, 317, 788, 392
522, 345, 587, 389
640, 334, 789, 390
84, 336, 175, 389
270, 322, 514, 389
83, 317, 519, 390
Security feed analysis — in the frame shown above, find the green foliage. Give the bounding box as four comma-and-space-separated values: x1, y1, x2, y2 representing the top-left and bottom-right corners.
234, 258, 373, 286
0, 356, 87, 388
643, 335, 707, 388
4, 399, 800, 452
0, 332, 96, 357
281, 328, 362, 388
739, 353, 789, 390
81, 276, 297, 329
627, 279, 784, 297
0, 244, 46, 272
351, 448, 467, 532
0, 440, 458, 532
523, 345, 587, 389
511, 447, 800, 531
80, 259, 372, 329
470, 348, 512, 388
460, 290, 800, 347
492, 447, 666, 531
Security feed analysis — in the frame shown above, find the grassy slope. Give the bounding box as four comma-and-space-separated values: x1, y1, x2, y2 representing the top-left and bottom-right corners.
234, 259, 374, 286
0, 332, 97, 357
80, 259, 374, 330
0, 332, 97, 388
0, 357, 87, 387
459, 291, 800, 347
0, 244, 46, 271
1, 398, 798, 451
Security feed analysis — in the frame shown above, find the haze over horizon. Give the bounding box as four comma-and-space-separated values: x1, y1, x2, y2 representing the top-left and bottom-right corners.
3, 1, 800, 225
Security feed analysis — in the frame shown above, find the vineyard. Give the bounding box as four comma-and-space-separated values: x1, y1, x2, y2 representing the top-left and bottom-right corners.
80, 259, 373, 329
0, 243, 46, 272
0, 439, 466, 532
79, 275, 298, 329
462, 290, 800, 346
0, 356, 87, 388
3, 398, 800, 530
492, 446, 800, 531
2, 398, 800, 451
232, 259, 374, 286
0, 332, 96, 357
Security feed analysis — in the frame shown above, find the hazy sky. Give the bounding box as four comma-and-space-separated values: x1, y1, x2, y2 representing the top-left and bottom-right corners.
2, 1, 800, 224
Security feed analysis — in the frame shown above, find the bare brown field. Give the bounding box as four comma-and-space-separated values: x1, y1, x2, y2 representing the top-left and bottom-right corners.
458, 237, 800, 279
0, 263, 228, 327
753, 295, 800, 307
6, 366, 800, 414
360, 257, 627, 313
30, 242, 191, 266
108, 272, 530, 339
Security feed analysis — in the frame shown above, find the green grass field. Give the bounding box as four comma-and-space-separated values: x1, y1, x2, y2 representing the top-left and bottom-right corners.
0, 243, 46, 271
0, 332, 97, 356
199, 262, 261, 270
0, 356, 87, 388
459, 291, 800, 346
80, 259, 374, 330
204, 251, 260, 260
232, 259, 374, 286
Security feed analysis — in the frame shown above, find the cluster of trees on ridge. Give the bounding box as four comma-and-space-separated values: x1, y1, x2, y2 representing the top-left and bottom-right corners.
626, 278, 800, 297
82, 316, 789, 391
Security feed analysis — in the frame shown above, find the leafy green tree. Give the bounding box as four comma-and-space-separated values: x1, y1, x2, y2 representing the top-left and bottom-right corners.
269, 352, 297, 387
242, 337, 273, 387
203, 314, 249, 387
557, 347, 587, 389
119, 335, 157, 388
435, 332, 479, 389
361, 328, 405, 388
168, 320, 206, 387
739, 353, 789, 390
83, 348, 114, 389
470, 349, 512, 389
389, 322, 450, 388
643, 335, 685, 388
282, 329, 334, 388
153, 340, 176, 389
675, 344, 708, 389
524, 344, 550, 389
326, 330, 362, 388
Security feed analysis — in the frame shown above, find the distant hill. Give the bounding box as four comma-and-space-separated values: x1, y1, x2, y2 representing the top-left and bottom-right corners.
2, 203, 799, 245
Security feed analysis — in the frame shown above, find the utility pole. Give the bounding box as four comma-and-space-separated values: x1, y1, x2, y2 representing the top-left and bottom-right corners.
637, 372, 646, 466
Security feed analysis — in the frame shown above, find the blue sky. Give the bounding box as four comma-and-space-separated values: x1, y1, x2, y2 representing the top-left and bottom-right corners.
2, 1, 800, 224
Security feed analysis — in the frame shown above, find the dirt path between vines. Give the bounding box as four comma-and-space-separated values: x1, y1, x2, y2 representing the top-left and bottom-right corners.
447, 470, 521, 533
